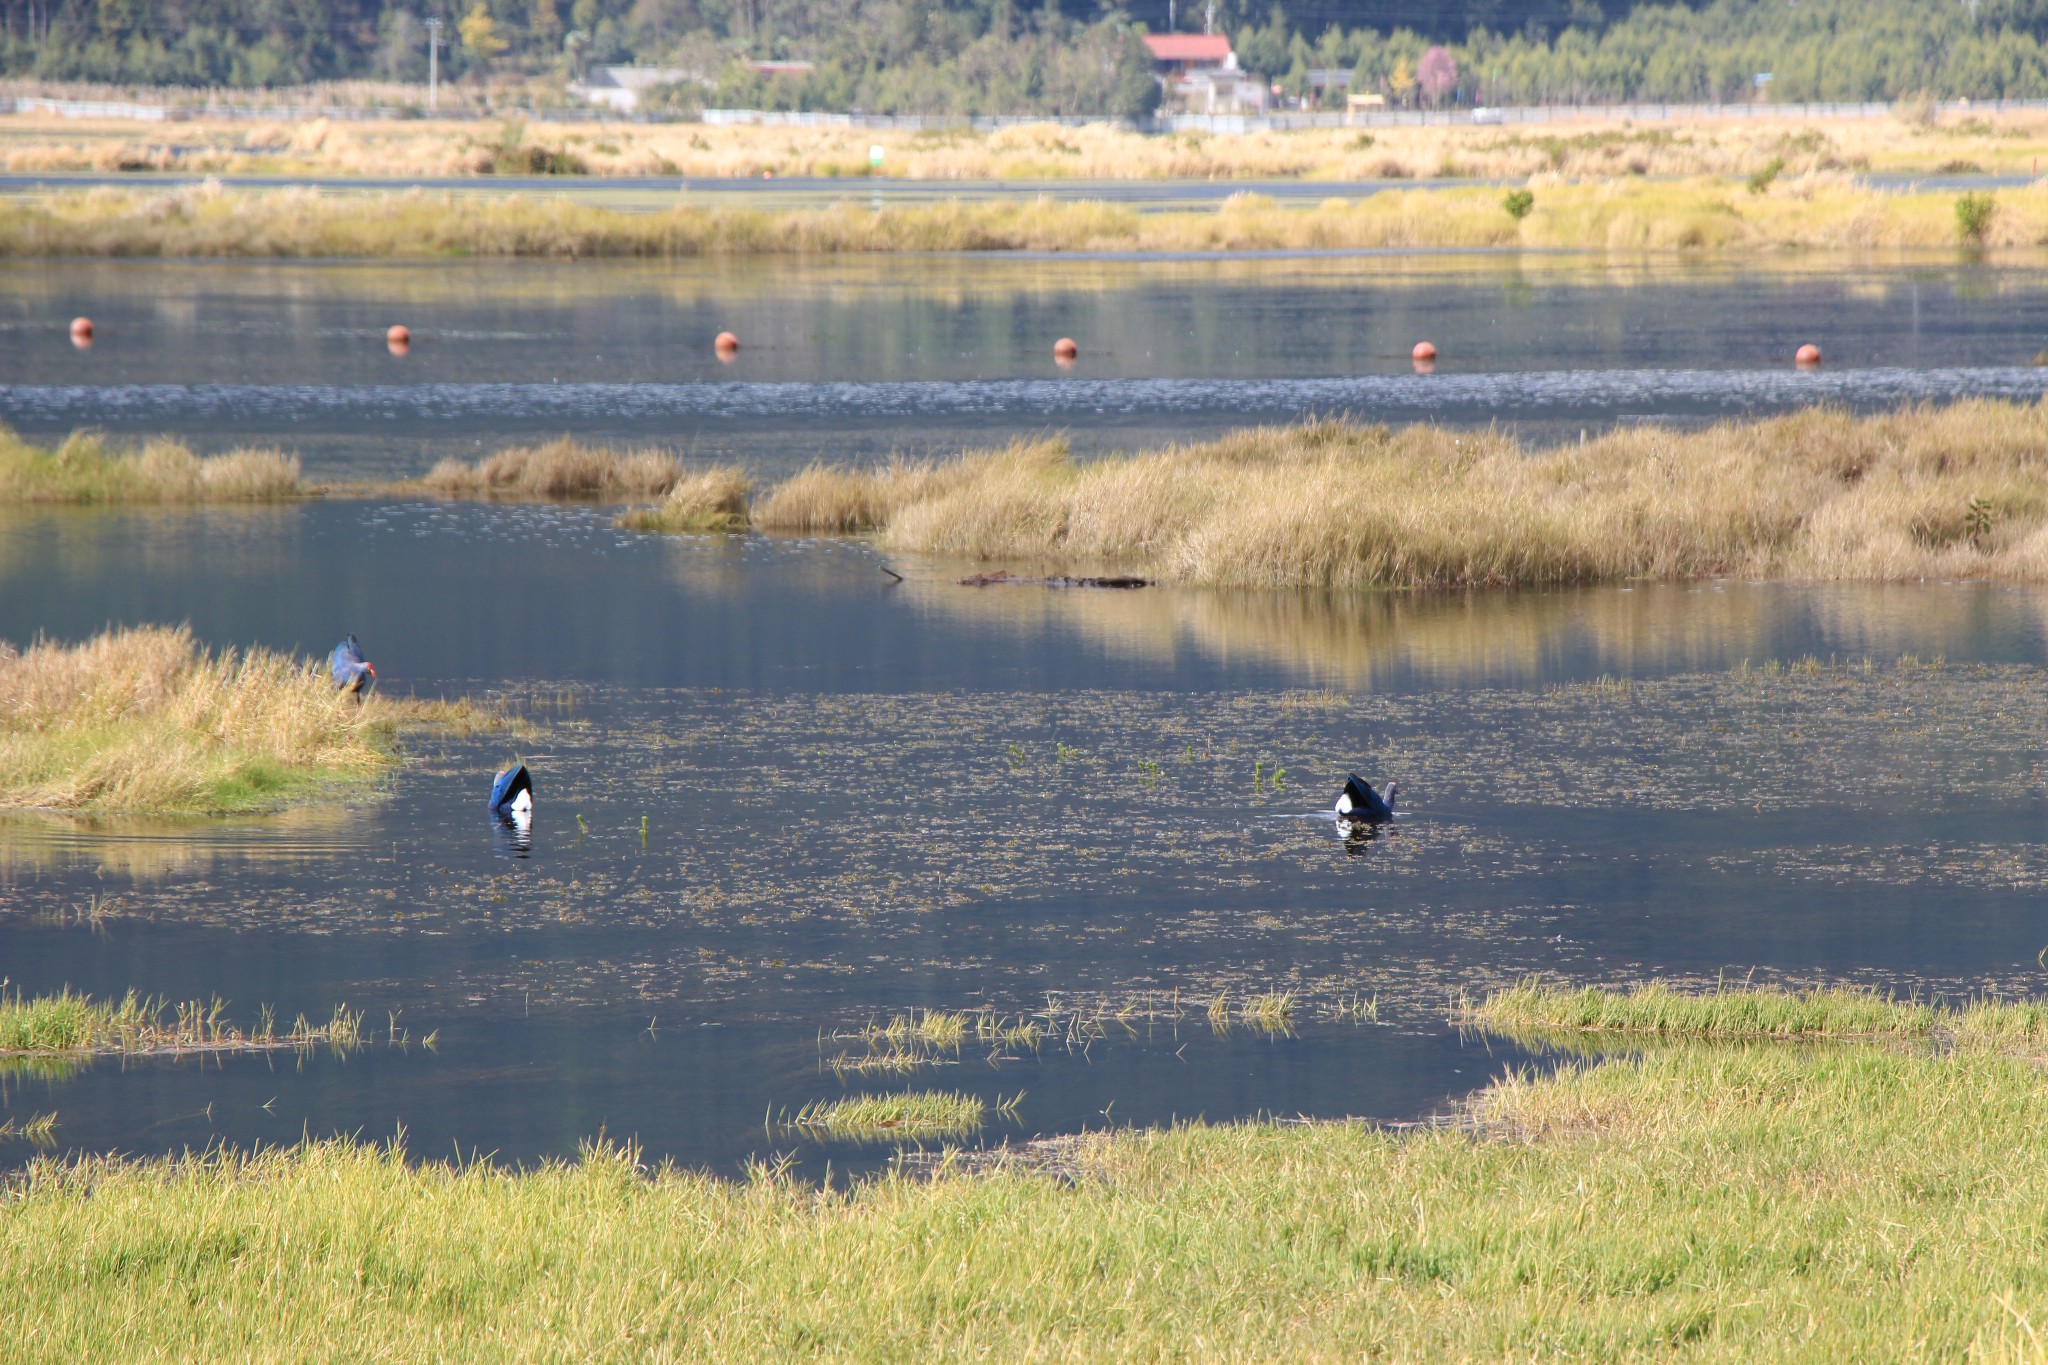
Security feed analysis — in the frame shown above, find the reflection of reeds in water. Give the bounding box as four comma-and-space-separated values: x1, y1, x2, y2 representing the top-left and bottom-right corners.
907, 560, 2048, 691
0, 805, 365, 882
0, 1111, 57, 1146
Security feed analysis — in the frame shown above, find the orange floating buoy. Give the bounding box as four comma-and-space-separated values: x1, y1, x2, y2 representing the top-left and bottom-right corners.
1052, 337, 1079, 361
1795, 342, 1822, 367
69, 316, 93, 343
1411, 341, 1437, 362
387, 324, 411, 346
714, 331, 740, 358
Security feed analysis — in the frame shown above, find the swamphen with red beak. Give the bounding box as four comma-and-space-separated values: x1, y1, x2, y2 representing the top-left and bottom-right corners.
330, 634, 376, 696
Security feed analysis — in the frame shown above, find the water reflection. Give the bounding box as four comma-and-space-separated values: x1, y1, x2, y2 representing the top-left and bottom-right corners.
0, 806, 363, 882
493, 813, 534, 859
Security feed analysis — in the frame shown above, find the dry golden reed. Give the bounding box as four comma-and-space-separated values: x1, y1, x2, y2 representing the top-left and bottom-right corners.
0, 624, 406, 813
8, 173, 2048, 257
614, 465, 753, 532
0, 428, 301, 502
749, 403, 2048, 587
7, 105, 2048, 182
418, 437, 684, 499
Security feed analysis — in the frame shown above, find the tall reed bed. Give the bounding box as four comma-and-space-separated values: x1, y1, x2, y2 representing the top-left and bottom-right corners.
9, 176, 2048, 256
0, 624, 417, 812
751, 403, 2048, 587
16, 996, 2048, 1356
0, 428, 301, 502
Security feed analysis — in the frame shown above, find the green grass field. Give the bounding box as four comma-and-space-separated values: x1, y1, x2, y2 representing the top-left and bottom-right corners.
9, 985, 2048, 1358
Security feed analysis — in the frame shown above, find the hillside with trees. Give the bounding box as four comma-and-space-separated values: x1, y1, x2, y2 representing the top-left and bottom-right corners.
6, 0, 2048, 110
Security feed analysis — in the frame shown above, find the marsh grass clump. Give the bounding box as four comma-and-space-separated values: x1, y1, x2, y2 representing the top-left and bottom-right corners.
0, 986, 362, 1056
764, 402, 2048, 588
826, 1010, 974, 1075
0, 429, 302, 503
789, 1089, 991, 1141
0, 1111, 57, 1144
0, 624, 452, 813
615, 465, 753, 533
418, 438, 685, 500
1465, 979, 2048, 1046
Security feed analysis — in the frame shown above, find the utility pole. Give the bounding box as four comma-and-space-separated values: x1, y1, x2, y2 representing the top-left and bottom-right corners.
425, 17, 443, 111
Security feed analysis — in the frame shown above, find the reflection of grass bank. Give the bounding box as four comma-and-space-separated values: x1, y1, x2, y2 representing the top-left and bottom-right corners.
12, 178, 2048, 256
751, 404, 2048, 587
0, 987, 361, 1056
19, 987, 2048, 1356
0, 429, 302, 503
0, 625, 480, 814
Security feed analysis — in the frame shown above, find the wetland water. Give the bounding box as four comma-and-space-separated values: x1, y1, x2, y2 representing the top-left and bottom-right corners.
8, 253, 2048, 475
6, 251, 2048, 1175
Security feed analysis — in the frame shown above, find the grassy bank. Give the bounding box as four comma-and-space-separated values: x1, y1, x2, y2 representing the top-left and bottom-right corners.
416, 438, 685, 499
14, 989, 2048, 1356
0, 988, 362, 1056
0, 428, 301, 503
744, 403, 2048, 587
4, 107, 2044, 182
1466, 978, 2048, 1044
8, 175, 2048, 257
0, 624, 462, 813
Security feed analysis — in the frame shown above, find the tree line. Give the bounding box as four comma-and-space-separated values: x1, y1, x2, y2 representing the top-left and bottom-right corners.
7, 0, 2048, 110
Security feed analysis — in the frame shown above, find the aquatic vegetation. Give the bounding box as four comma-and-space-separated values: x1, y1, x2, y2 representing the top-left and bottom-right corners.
17, 1019, 2048, 1356
15, 174, 2048, 256
762, 403, 2048, 587
0, 624, 474, 813
1467, 978, 2048, 1045
615, 466, 753, 533
0, 428, 301, 503
788, 1089, 992, 1140
0, 986, 362, 1056
0, 1111, 56, 1144
417, 438, 685, 500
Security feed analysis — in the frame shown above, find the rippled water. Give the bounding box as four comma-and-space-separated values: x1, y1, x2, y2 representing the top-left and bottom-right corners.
6, 253, 2048, 477
5, 253, 2048, 1175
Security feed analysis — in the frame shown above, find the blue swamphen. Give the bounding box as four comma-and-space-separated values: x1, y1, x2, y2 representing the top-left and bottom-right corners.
490, 764, 533, 823
330, 635, 376, 696
1334, 773, 1398, 826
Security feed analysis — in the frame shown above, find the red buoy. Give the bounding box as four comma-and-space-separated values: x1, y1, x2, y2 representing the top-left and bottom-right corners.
1411, 341, 1437, 361
1795, 343, 1822, 367
387, 324, 411, 346
1052, 337, 1079, 361
714, 331, 740, 359
69, 317, 93, 346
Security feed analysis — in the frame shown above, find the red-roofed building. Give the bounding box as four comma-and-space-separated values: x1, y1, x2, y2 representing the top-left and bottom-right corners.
1141, 33, 1234, 73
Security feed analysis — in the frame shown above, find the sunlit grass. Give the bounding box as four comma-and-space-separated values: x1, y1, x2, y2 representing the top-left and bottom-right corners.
0, 986, 362, 1055
0, 1111, 56, 1144
20, 1001, 2048, 1356
1467, 978, 2048, 1045
0, 428, 302, 503
0, 624, 486, 813
789, 1089, 993, 1141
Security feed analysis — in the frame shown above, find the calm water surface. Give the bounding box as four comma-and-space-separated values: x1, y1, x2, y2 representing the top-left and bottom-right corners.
4, 253, 2048, 1175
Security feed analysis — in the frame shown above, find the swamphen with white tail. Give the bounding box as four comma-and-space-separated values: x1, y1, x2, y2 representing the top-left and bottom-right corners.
330, 635, 376, 696
490, 764, 533, 823
1335, 773, 1397, 826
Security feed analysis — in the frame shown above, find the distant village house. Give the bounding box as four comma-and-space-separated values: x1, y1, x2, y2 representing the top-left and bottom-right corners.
1141, 33, 1267, 114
